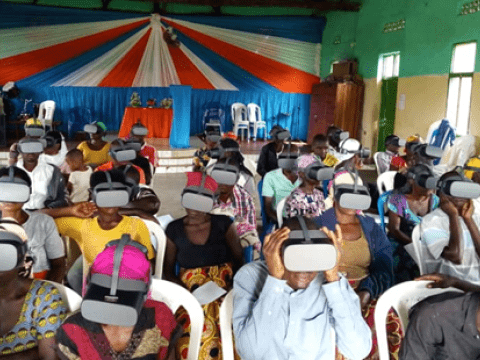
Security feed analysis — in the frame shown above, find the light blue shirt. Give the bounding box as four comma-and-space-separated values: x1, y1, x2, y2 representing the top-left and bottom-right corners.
232, 261, 372, 360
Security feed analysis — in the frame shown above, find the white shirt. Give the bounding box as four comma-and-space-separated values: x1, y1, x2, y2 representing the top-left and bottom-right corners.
17, 160, 55, 210
421, 205, 480, 285
69, 167, 93, 203
39, 139, 68, 167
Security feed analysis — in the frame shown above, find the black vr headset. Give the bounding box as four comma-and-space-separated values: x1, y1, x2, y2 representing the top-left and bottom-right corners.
81, 234, 150, 327
334, 168, 371, 210
0, 167, 31, 203
270, 127, 291, 141
110, 139, 137, 162
302, 160, 335, 182
407, 164, 437, 189
91, 171, 132, 208
0, 230, 27, 272
437, 169, 480, 199
18, 138, 44, 154
210, 158, 240, 186
278, 142, 299, 171
181, 173, 216, 213
130, 123, 149, 136
24, 125, 45, 138
282, 216, 337, 272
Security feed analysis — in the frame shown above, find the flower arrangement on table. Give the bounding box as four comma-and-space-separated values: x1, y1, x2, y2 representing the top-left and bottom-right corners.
130, 92, 141, 107
160, 98, 173, 109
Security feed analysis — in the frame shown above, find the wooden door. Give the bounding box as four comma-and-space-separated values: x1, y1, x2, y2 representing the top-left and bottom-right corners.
307, 83, 337, 143
334, 82, 365, 140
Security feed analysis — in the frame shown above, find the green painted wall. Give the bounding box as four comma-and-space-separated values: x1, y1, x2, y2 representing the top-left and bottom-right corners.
322, 0, 480, 79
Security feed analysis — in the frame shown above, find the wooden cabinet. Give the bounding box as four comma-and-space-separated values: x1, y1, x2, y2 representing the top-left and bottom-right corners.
307, 81, 365, 143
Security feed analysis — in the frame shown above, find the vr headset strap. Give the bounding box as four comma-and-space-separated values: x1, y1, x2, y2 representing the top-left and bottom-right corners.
105, 171, 113, 191
109, 234, 130, 297
464, 165, 480, 173
297, 216, 311, 242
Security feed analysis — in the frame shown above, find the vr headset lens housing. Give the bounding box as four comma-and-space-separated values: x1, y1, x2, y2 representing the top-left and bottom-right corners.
335, 184, 372, 210
81, 274, 148, 327
111, 149, 137, 162
25, 127, 45, 137
84, 124, 98, 134
0, 182, 30, 203
131, 127, 148, 136
305, 165, 335, 182
0, 232, 26, 272
18, 140, 44, 154
210, 163, 239, 186
441, 179, 480, 199
93, 184, 130, 207
275, 129, 291, 141
181, 187, 215, 213
125, 140, 142, 152
282, 218, 336, 272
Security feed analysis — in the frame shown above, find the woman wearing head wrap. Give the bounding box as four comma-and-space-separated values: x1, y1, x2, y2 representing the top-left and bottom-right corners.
164, 172, 244, 360
56, 240, 180, 359
283, 154, 326, 219
77, 122, 111, 168
0, 227, 67, 360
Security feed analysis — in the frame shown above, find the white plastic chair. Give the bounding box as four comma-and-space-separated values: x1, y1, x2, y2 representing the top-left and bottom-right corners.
376, 171, 397, 195
45, 280, 82, 312
150, 279, 204, 360
231, 103, 249, 141
247, 103, 266, 141
408, 224, 425, 275
38, 100, 56, 130
374, 280, 463, 360
136, 217, 167, 279
373, 152, 382, 174
220, 290, 336, 360
276, 197, 287, 228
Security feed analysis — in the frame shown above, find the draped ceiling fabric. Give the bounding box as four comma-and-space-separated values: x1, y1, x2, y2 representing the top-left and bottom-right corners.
0, 3, 326, 143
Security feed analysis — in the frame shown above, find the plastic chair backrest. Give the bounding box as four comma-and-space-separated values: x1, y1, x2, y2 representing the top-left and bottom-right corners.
374, 280, 463, 360
45, 280, 82, 312
220, 289, 336, 360
38, 100, 56, 127
377, 171, 397, 195
150, 279, 204, 360
135, 218, 167, 279
231, 103, 247, 124
247, 103, 261, 123
377, 190, 392, 233
373, 152, 382, 174
410, 224, 425, 275
276, 197, 287, 228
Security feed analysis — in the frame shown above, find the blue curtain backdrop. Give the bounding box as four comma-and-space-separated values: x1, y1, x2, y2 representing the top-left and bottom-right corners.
169, 85, 192, 148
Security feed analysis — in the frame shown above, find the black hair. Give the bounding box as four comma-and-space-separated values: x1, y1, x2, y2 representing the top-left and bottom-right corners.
0, 166, 32, 188
312, 134, 328, 145
283, 216, 318, 231
219, 138, 247, 168
66, 148, 84, 161
45, 130, 62, 144
90, 169, 128, 189
397, 164, 433, 194
117, 164, 140, 185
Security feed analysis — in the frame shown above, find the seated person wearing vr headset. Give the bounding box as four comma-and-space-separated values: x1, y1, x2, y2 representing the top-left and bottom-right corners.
42, 170, 154, 295
0, 166, 66, 282
129, 121, 158, 169
256, 125, 291, 178
8, 119, 45, 166
262, 143, 301, 225
56, 235, 180, 360
40, 130, 68, 168
387, 164, 440, 283
77, 122, 111, 168
0, 227, 67, 360
14, 137, 68, 210
420, 169, 480, 284
284, 154, 330, 219
164, 172, 244, 360
95, 139, 147, 185
210, 156, 261, 260
118, 164, 161, 222
193, 125, 221, 172
233, 216, 372, 360
376, 135, 407, 174
399, 273, 480, 360
311, 134, 339, 167
315, 169, 399, 359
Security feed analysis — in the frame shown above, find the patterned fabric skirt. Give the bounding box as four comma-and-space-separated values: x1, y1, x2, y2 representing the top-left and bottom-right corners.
175, 263, 240, 360
335, 284, 403, 360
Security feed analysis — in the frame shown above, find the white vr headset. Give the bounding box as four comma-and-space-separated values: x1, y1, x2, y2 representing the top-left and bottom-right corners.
278, 142, 299, 171
81, 234, 150, 327
181, 173, 216, 213
333, 168, 371, 210
110, 139, 137, 162
210, 158, 240, 186
411, 143, 444, 159
91, 171, 132, 208
18, 138, 45, 154
437, 170, 480, 199
0, 167, 31, 203
283, 216, 337, 272
25, 126, 45, 137
131, 125, 148, 136
84, 123, 99, 134
407, 164, 437, 190
0, 230, 27, 272
303, 161, 335, 182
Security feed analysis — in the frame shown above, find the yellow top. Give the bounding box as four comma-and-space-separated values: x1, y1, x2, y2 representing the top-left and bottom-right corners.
55, 215, 154, 280
77, 141, 111, 167
338, 231, 371, 289
465, 157, 480, 179
314, 152, 339, 167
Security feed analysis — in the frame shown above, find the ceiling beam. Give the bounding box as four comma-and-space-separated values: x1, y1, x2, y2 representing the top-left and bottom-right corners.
138, 0, 360, 12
